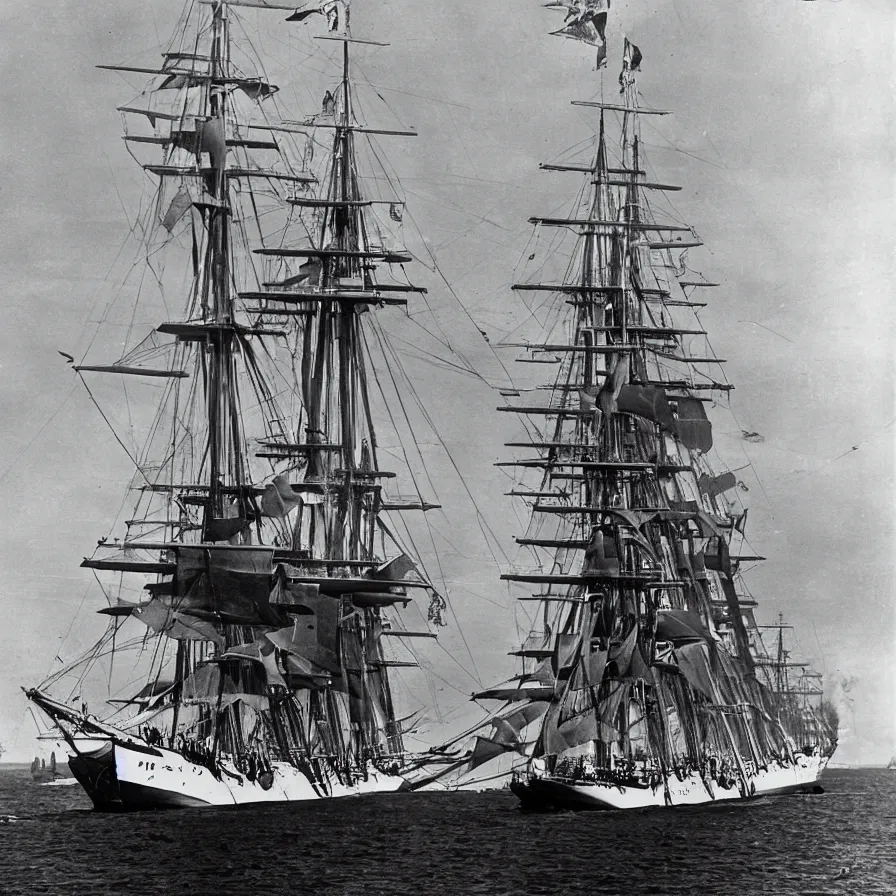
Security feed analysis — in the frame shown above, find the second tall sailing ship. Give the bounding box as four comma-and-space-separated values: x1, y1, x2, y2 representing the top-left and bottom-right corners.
439, 7, 838, 809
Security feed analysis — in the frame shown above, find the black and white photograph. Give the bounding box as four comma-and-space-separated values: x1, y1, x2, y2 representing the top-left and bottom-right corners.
0, 0, 892, 893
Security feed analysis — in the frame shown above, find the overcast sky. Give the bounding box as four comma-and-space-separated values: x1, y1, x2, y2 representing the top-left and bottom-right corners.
0, 0, 892, 765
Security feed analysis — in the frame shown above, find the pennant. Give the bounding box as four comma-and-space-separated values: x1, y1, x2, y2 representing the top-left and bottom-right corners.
546, 1, 610, 69
288, 0, 349, 31
619, 38, 640, 93
320, 90, 336, 117
324, 0, 349, 31
619, 37, 642, 93
623, 37, 642, 70
427, 591, 448, 627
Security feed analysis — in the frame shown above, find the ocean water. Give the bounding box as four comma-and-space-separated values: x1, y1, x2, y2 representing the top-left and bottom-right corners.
0, 767, 893, 895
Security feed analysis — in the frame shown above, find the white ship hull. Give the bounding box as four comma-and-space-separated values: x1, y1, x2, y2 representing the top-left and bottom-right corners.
514, 751, 828, 811
69, 740, 406, 811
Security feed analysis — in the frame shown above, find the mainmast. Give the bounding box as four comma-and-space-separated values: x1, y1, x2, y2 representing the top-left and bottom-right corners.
205, 1, 238, 524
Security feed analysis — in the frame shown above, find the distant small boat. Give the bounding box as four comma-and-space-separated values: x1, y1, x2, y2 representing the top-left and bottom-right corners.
887, 756, 896, 771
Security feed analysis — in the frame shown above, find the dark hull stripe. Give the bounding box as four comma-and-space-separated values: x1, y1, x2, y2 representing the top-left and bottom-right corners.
118, 780, 212, 810
514, 776, 820, 811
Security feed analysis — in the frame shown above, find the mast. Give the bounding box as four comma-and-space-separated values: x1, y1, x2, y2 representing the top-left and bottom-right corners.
206, 0, 236, 525
247, 5, 433, 765
777, 614, 786, 693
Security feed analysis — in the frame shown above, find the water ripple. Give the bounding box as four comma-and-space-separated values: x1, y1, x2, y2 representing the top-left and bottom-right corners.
0, 768, 893, 895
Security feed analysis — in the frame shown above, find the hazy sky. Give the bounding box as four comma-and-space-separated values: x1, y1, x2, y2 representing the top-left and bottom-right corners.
0, 0, 892, 765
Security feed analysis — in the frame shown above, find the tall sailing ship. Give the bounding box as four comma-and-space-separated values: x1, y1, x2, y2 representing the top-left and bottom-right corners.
31, 752, 66, 784
428, 6, 838, 809
27, 0, 450, 811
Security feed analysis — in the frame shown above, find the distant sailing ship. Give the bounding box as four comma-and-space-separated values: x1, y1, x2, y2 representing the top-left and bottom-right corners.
413, 7, 838, 809
887, 756, 896, 771
27, 0, 449, 811
31, 752, 65, 784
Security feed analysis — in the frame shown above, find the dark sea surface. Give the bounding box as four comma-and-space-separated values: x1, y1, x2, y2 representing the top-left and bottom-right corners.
0, 767, 893, 896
